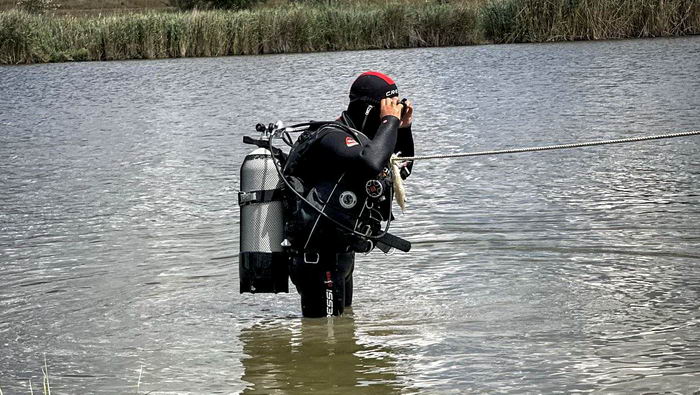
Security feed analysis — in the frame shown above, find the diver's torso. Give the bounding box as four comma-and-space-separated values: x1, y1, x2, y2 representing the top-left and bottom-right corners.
283, 123, 393, 252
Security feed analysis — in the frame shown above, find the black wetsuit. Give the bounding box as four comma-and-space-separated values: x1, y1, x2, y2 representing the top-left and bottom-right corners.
284, 112, 414, 317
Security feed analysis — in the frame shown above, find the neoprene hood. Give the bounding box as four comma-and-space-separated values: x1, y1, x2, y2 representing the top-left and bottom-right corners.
349, 71, 399, 104
346, 71, 399, 136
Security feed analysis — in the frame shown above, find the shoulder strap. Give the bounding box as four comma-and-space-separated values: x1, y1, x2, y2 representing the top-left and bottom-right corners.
284, 121, 358, 175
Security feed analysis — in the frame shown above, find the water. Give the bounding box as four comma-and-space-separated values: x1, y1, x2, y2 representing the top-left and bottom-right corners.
1, 37, 699, 393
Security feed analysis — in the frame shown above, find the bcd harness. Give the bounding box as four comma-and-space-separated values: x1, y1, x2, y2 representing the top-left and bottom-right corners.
244, 121, 411, 260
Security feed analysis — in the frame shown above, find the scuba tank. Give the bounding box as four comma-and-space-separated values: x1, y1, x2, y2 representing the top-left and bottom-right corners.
238, 129, 289, 294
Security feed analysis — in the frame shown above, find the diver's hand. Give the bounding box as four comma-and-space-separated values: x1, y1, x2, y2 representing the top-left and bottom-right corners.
379, 97, 402, 120
399, 99, 413, 129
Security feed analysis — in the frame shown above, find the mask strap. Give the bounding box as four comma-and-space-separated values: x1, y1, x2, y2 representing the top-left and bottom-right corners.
361, 104, 373, 133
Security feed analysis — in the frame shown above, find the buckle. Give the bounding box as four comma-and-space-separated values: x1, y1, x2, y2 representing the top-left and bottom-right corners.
238, 191, 255, 205
304, 252, 320, 264
357, 224, 372, 236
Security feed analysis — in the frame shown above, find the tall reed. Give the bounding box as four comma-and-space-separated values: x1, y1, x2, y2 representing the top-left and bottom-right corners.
1, 0, 698, 65
482, 0, 700, 43
0, 3, 481, 64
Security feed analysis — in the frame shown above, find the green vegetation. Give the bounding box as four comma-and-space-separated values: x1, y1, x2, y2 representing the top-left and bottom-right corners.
0, 3, 481, 64
169, 0, 263, 11
482, 0, 700, 43
0, 0, 698, 65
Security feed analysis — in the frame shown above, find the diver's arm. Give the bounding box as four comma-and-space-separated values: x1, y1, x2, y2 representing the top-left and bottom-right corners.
395, 124, 414, 178
359, 115, 400, 174
318, 98, 403, 176
316, 116, 399, 176
395, 99, 414, 178
360, 97, 403, 174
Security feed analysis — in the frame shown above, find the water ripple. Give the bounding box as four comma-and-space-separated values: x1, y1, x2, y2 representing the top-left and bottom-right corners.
1, 37, 699, 393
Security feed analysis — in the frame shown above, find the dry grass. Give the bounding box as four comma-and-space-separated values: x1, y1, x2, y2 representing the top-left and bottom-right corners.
0, 0, 481, 13
0, 0, 173, 14
0, 2, 483, 64
482, 0, 700, 43
0, 0, 698, 64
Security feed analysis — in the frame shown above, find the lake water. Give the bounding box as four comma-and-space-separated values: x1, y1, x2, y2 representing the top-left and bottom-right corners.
1, 36, 699, 393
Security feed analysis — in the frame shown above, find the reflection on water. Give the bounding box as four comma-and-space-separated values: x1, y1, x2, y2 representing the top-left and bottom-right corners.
241, 314, 402, 394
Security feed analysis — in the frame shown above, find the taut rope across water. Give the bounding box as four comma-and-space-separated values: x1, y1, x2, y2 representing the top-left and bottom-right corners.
394, 130, 700, 162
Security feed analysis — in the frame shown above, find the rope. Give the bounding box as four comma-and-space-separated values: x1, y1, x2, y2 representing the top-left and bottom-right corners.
394, 130, 700, 162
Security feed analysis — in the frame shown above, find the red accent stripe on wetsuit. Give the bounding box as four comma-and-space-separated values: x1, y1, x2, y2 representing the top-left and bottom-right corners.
360, 71, 395, 85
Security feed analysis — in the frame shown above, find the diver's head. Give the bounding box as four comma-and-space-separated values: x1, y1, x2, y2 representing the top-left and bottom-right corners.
347, 71, 399, 137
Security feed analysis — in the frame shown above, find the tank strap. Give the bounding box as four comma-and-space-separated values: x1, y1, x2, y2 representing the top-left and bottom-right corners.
238, 189, 284, 206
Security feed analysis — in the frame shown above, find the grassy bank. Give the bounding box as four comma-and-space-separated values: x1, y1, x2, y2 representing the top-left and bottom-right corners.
0, 3, 481, 64
0, 0, 698, 65
482, 0, 700, 43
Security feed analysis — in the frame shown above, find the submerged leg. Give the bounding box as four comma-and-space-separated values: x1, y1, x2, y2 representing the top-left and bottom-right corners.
337, 252, 355, 307
290, 252, 354, 318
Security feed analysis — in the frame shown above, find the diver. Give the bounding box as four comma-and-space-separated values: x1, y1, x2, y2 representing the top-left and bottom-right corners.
283, 71, 415, 318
